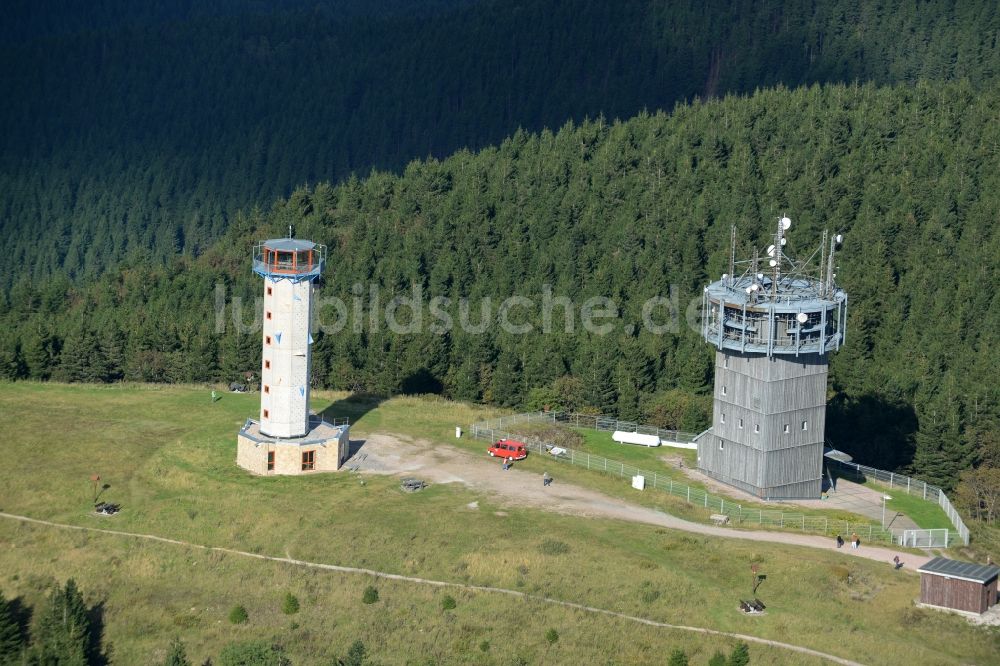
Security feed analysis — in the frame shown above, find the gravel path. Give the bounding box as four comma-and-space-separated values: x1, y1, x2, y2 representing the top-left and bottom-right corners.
349, 433, 931, 571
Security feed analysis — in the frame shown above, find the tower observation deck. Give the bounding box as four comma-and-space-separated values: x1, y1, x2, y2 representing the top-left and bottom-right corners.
698, 218, 847, 500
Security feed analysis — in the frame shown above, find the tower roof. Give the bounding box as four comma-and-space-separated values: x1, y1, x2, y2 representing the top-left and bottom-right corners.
261, 238, 317, 252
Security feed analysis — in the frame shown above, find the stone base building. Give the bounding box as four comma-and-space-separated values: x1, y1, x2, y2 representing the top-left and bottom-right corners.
237, 415, 350, 475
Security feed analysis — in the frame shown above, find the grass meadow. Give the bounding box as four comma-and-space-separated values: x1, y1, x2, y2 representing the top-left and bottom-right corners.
0, 382, 996, 664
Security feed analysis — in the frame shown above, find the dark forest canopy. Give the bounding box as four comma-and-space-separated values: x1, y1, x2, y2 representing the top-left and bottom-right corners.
2, 0, 999, 285
2, 81, 998, 490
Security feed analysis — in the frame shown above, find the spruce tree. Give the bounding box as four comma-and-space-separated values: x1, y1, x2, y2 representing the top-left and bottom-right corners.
31, 580, 91, 666
0, 592, 24, 665
163, 637, 191, 666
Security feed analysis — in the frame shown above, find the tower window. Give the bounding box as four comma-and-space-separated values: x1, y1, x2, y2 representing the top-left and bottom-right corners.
719, 439, 725, 450
264, 385, 270, 394
720, 413, 726, 424
721, 385, 727, 396
724, 356, 729, 368
783, 424, 790, 433
302, 450, 315, 471
266, 311, 272, 320
266, 335, 272, 345
801, 420, 808, 431
754, 424, 760, 434
267, 286, 273, 296
264, 360, 270, 370
267, 451, 274, 471
738, 418, 744, 429
263, 409, 269, 419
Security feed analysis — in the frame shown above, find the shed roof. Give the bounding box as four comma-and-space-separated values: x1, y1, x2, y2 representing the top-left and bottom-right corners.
917, 557, 1000, 584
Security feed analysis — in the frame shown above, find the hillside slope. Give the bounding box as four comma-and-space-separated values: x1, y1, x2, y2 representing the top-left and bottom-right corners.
2, 0, 999, 283
3, 81, 998, 488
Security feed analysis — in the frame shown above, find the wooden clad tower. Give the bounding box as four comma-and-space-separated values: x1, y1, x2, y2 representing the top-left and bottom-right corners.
698, 218, 847, 499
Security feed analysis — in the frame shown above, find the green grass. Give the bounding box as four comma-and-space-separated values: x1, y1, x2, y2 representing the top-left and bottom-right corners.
0, 382, 996, 665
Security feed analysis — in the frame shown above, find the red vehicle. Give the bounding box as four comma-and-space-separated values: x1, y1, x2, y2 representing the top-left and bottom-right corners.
488, 439, 528, 460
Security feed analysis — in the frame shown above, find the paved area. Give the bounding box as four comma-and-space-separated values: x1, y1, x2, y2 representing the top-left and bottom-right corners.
676, 457, 920, 531
347, 433, 931, 571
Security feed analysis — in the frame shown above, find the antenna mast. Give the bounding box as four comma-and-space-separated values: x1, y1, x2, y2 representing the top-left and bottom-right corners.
729, 225, 736, 288
819, 229, 828, 296
826, 232, 838, 298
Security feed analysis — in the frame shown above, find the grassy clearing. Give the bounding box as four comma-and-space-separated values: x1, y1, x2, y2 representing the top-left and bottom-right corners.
0, 382, 997, 664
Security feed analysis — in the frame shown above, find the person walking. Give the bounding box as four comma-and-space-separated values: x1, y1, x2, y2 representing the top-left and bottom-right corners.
851, 532, 859, 549
543, 471, 552, 486
836, 534, 844, 548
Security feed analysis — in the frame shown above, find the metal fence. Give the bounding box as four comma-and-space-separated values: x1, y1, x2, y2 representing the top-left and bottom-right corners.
469, 413, 899, 545
827, 459, 969, 546
472, 411, 699, 444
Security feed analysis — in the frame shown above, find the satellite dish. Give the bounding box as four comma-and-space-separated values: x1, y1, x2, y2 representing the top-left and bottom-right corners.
751, 284, 760, 292
835, 234, 843, 244
781, 217, 792, 230
768, 259, 777, 267
722, 273, 728, 280
797, 313, 808, 323
766, 245, 775, 257
780, 237, 787, 246
757, 273, 764, 280
745, 287, 753, 294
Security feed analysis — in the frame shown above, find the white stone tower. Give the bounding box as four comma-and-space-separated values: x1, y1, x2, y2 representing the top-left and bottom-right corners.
254, 238, 321, 437
698, 218, 847, 499
236, 235, 350, 475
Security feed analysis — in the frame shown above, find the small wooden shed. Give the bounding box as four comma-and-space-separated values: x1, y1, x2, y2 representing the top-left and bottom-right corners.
917, 557, 1000, 615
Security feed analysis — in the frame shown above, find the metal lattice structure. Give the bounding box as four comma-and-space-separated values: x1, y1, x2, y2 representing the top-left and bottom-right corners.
698, 218, 847, 500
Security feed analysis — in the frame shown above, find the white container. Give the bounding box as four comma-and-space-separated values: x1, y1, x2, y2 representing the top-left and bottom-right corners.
632, 475, 646, 491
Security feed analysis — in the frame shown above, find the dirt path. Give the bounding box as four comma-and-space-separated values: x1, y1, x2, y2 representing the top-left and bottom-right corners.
349, 433, 931, 571
0, 511, 864, 666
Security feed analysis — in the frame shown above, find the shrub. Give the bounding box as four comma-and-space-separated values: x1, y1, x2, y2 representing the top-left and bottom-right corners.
544, 628, 559, 645
728, 641, 750, 666
440, 595, 456, 611
667, 648, 689, 666
339, 640, 366, 666
362, 586, 379, 604
478, 640, 490, 653
228, 605, 248, 624
282, 593, 299, 615
218, 640, 288, 666
538, 539, 569, 555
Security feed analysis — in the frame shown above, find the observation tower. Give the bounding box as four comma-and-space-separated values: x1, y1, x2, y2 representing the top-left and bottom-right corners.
236, 233, 350, 475
698, 217, 847, 499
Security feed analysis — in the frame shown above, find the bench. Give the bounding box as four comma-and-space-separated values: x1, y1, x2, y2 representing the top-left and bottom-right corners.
710, 514, 730, 526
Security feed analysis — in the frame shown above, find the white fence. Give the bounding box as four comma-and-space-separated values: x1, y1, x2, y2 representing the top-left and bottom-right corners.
827, 460, 969, 546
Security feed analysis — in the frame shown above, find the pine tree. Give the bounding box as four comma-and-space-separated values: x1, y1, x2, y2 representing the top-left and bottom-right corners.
162, 637, 191, 666
0, 592, 24, 665
31, 580, 91, 666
